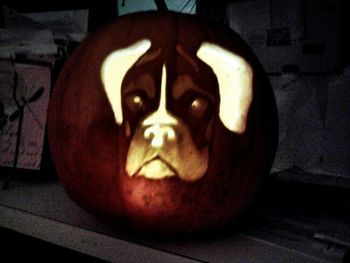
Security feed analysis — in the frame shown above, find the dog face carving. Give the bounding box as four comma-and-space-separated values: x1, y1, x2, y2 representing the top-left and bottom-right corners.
101, 39, 253, 182
48, 11, 279, 235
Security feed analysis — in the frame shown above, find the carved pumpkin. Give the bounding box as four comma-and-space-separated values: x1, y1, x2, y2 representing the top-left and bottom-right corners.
48, 11, 278, 234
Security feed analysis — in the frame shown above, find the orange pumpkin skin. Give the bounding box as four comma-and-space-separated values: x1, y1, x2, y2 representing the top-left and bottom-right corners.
48, 11, 277, 234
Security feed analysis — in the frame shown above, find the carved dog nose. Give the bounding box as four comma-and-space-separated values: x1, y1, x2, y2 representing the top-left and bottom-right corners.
144, 124, 176, 148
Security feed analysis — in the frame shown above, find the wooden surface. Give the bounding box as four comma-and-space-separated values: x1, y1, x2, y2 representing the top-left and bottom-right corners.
0, 175, 344, 263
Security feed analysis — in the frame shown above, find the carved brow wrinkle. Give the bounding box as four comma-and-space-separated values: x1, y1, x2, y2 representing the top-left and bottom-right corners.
172, 75, 215, 103
122, 74, 156, 98
135, 48, 161, 66
176, 45, 199, 72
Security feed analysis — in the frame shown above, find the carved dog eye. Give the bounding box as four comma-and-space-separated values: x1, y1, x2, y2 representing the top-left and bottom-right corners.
125, 93, 147, 113
189, 97, 209, 118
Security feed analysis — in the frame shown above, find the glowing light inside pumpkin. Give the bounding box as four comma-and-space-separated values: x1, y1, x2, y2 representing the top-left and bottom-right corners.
101, 39, 151, 125
101, 39, 253, 182
143, 65, 178, 148
125, 62, 208, 182
138, 159, 176, 179
144, 124, 176, 148
197, 42, 253, 134
133, 95, 142, 105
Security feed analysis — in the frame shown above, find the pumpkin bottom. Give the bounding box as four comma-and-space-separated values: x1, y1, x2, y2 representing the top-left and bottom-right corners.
117, 173, 260, 235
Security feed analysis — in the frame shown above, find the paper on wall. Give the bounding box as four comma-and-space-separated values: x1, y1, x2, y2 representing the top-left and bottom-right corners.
320, 66, 350, 177
0, 6, 89, 58
271, 74, 324, 173
0, 6, 57, 58
0, 61, 51, 170
24, 9, 89, 42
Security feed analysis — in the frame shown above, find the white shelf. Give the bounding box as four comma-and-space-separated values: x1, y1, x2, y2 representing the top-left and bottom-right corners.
0, 176, 339, 263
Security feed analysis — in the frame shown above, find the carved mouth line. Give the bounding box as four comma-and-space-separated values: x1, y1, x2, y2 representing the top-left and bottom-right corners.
132, 155, 178, 179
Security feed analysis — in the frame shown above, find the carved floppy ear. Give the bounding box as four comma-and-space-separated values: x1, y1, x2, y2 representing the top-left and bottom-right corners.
101, 39, 151, 125
197, 42, 253, 134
